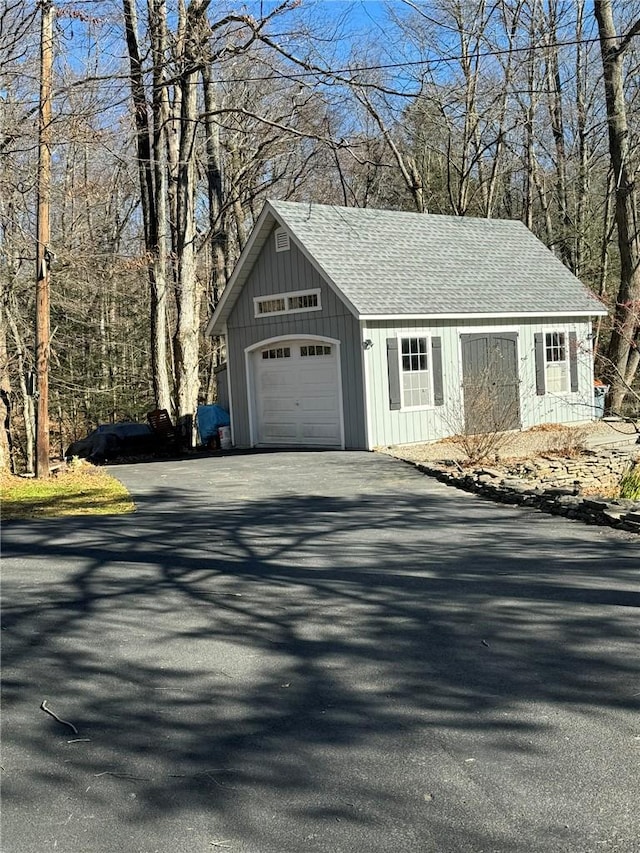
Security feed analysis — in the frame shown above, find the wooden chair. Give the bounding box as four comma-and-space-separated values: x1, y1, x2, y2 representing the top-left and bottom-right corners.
147, 408, 178, 452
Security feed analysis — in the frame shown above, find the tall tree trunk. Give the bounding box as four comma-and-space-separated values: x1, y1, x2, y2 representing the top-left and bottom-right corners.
149, 0, 173, 412
6, 303, 35, 473
0, 287, 12, 470
544, 1, 572, 267
173, 0, 209, 440
522, 47, 536, 231
574, 0, 588, 278
122, 0, 172, 413
483, 0, 522, 218
201, 62, 227, 308
594, 0, 640, 412
594, 169, 616, 353
201, 63, 227, 397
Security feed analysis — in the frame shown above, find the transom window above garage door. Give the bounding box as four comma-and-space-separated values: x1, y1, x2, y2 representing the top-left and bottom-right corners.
261, 347, 291, 359
300, 345, 332, 357
254, 288, 321, 318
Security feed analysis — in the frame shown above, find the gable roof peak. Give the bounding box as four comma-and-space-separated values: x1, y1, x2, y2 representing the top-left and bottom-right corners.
206, 199, 606, 336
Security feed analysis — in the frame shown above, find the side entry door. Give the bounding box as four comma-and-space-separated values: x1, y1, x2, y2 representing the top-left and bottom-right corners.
460, 333, 521, 435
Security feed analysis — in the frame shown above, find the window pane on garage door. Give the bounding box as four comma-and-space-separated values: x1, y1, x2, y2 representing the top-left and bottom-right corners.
255, 341, 341, 447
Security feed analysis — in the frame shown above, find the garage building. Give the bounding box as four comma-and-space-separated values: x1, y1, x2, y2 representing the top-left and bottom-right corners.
205, 201, 606, 450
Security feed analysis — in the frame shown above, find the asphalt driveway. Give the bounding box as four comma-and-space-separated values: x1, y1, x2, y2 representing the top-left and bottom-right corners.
1, 451, 639, 853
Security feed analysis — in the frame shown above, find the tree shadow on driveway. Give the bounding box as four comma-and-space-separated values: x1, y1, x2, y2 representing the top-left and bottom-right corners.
2, 452, 639, 853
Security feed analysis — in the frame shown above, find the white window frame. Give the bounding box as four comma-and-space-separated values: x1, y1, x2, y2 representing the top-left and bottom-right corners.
543, 329, 570, 395
399, 334, 433, 410
255, 296, 286, 316
253, 288, 322, 319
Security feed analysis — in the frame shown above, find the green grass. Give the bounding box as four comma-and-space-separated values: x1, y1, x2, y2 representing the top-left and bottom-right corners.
618, 463, 640, 501
1, 461, 135, 520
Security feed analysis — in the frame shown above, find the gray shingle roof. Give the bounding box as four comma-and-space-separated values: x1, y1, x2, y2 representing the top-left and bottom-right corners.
268, 200, 605, 317
205, 201, 606, 336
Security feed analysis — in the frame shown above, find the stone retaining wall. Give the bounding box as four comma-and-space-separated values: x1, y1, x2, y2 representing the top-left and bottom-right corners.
503, 448, 636, 495
411, 447, 640, 534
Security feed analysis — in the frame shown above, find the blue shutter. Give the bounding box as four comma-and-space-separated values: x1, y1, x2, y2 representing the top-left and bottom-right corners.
534, 333, 545, 395
569, 332, 579, 392
431, 337, 444, 406
386, 338, 401, 410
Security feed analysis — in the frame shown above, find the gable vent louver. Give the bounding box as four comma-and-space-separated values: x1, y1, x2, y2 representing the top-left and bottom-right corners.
274, 228, 290, 252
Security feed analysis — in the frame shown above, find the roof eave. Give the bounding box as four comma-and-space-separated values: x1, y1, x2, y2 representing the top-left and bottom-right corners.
360, 309, 608, 321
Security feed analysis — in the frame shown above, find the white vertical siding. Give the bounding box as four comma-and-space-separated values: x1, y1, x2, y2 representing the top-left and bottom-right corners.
363, 319, 460, 447
517, 317, 596, 428
363, 316, 597, 448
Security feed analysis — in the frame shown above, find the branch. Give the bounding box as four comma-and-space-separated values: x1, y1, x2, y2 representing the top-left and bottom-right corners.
202, 105, 341, 150
618, 18, 640, 56
597, 351, 640, 406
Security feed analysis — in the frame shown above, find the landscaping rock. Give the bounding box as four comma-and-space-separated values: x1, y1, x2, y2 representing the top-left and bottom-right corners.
397, 448, 640, 534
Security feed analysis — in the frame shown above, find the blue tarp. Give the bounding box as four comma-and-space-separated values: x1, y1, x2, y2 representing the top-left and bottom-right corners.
197, 405, 230, 442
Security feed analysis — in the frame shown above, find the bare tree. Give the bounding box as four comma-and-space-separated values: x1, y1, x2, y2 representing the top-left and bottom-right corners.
122, 0, 172, 414
0, 0, 39, 470
594, 0, 640, 412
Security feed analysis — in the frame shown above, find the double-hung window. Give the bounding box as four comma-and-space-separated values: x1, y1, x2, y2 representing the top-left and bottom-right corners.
400, 336, 431, 408
386, 334, 443, 411
544, 331, 569, 393
535, 329, 578, 396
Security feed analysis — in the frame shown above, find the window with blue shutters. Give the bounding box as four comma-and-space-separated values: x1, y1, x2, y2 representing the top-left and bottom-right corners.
386, 335, 444, 411
535, 330, 579, 395
401, 337, 431, 408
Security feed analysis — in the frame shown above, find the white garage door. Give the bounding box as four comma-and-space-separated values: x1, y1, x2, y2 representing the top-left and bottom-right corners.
254, 340, 342, 447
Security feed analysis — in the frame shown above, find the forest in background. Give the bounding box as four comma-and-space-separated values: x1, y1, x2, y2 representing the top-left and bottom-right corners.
1, 0, 639, 473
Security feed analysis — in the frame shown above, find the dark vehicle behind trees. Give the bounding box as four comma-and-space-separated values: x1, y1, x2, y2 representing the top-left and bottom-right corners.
65, 423, 157, 464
